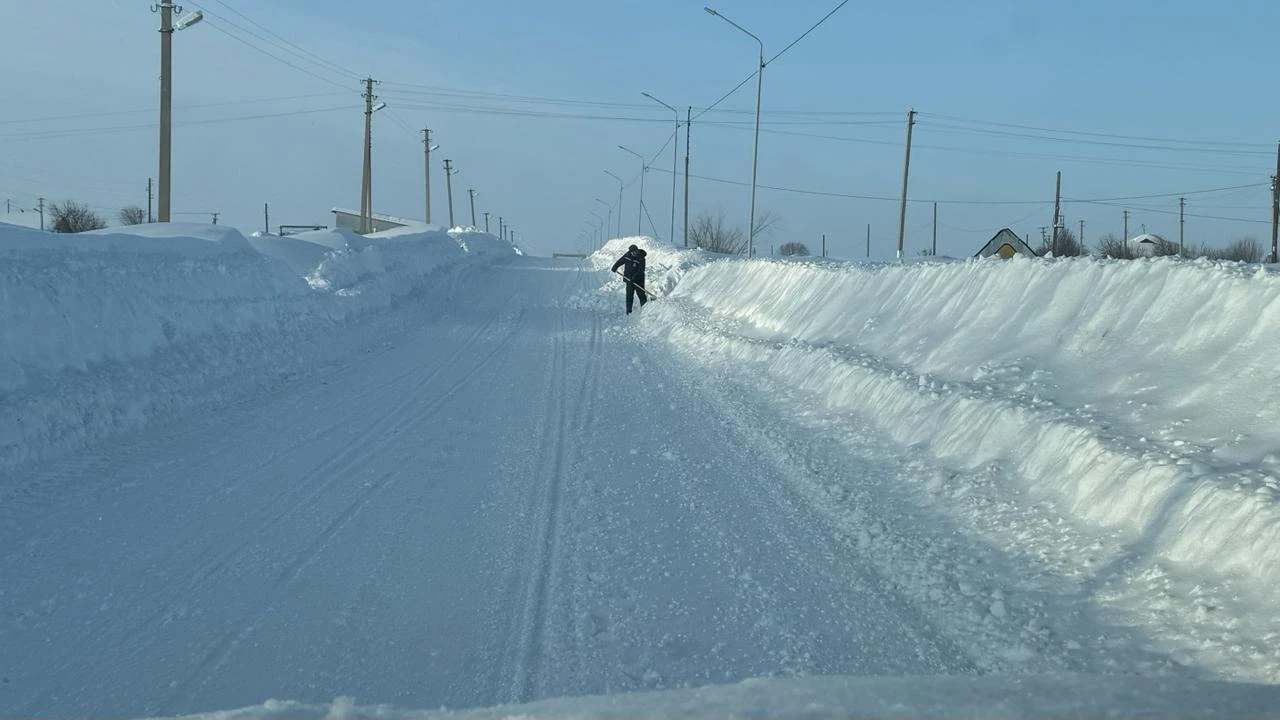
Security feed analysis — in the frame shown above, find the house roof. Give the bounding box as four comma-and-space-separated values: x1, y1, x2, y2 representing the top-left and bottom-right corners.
330, 207, 425, 227
974, 228, 1037, 259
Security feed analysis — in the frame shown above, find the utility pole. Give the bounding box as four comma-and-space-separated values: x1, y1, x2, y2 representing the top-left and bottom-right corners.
684, 106, 691, 247
1079, 219, 1085, 248
498, 216, 504, 241
1271, 142, 1279, 263
443, 159, 455, 228
468, 189, 477, 227
422, 128, 432, 225
211, 212, 219, 225
896, 109, 916, 261
360, 77, 379, 234
1050, 170, 1062, 256
157, 2, 173, 222
866, 223, 870, 258
822, 233, 826, 258
483, 211, 490, 233
1179, 197, 1186, 256
147, 178, 154, 223
37, 197, 45, 231
1040, 226, 1049, 245
932, 201, 937, 256
264, 203, 269, 235
1123, 209, 1129, 247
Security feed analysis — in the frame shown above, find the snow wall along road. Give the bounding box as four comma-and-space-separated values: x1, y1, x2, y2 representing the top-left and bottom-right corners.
594, 238, 1280, 611
0, 221, 519, 473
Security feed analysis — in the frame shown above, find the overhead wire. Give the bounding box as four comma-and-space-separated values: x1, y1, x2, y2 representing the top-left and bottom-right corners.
203, 0, 364, 81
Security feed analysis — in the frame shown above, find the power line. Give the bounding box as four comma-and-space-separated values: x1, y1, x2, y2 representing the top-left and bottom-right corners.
203, 0, 363, 80
0, 92, 348, 127
766, 0, 851, 65
200, 17, 352, 91
0, 106, 350, 142
1062, 183, 1269, 203
924, 112, 1269, 149
920, 120, 1273, 156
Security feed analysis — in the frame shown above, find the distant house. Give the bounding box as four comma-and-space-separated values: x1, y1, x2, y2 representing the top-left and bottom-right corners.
974, 228, 1037, 259
330, 207, 423, 235
1128, 233, 1165, 257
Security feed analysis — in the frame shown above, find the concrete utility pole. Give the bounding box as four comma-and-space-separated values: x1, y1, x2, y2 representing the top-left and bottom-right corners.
443, 159, 455, 228
866, 223, 870, 257
422, 128, 433, 225
157, 2, 174, 223
1123, 209, 1129, 246
147, 178, 154, 223
37, 197, 44, 231
932, 201, 937, 256
822, 233, 826, 258
359, 78, 382, 234
1050, 170, 1062, 256
1179, 197, 1186, 256
896, 109, 916, 261
467, 189, 477, 227
483, 211, 490, 233
684, 106, 691, 247
264, 203, 269, 235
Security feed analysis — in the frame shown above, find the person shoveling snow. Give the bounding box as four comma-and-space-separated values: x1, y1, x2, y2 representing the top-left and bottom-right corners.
610, 244, 651, 314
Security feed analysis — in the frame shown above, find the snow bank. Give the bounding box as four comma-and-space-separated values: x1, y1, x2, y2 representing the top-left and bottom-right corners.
142, 674, 1280, 719
0, 223, 516, 471
635, 254, 1280, 591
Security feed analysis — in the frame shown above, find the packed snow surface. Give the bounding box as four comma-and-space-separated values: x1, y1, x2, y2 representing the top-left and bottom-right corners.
1, 230, 1278, 717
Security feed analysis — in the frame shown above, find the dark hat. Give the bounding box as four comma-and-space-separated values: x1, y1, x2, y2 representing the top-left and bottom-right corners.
629, 244, 638, 251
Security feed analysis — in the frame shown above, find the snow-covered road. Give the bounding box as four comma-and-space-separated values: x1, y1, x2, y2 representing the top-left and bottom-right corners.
2, 252, 1276, 716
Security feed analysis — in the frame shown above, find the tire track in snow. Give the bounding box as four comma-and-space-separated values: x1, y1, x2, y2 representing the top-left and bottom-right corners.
507, 269, 603, 703
171, 309, 533, 708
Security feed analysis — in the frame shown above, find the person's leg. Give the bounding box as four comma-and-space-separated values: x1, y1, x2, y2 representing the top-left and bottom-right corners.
625, 281, 635, 313
637, 282, 648, 306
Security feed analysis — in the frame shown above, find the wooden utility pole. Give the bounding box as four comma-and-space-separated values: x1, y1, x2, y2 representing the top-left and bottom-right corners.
443, 159, 455, 228
684, 106, 691, 247
360, 77, 378, 234
1079, 219, 1085, 248
468, 188, 477, 227
1050, 170, 1062, 256
147, 178, 154, 223
422, 128, 432, 225
264, 203, 269, 235
895, 109, 916, 261
822, 233, 826, 258
1271, 142, 1279, 263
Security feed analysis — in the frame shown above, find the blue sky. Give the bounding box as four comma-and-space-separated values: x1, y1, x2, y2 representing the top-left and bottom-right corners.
2, 0, 1277, 258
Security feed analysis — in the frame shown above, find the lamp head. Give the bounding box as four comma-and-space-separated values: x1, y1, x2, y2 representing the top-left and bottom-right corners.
174, 10, 204, 30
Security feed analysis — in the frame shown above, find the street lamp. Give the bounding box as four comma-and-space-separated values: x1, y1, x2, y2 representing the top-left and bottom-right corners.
154, 2, 204, 223
618, 145, 646, 237
642, 92, 679, 247
595, 198, 613, 248
705, 6, 764, 257
604, 170, 624, 239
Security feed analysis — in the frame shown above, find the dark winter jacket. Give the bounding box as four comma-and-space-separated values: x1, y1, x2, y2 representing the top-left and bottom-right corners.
611, 247, 647, 281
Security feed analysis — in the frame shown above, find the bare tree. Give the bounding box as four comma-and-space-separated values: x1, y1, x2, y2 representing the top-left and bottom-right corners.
119, 206, 146, 225
779, 241, 809, 256
689, 210, 743, 253
1037, 227, 1085, 257
1095, 232, 1136, 259
1212, 237, 1264, 262
689, 209, 781, 255
49, 199, 107, 233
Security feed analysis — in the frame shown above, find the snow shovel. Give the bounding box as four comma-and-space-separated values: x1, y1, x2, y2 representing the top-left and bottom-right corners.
612, 269, 659, 300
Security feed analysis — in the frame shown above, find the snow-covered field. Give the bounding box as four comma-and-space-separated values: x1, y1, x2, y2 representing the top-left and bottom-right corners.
2, 227, 1279, 717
